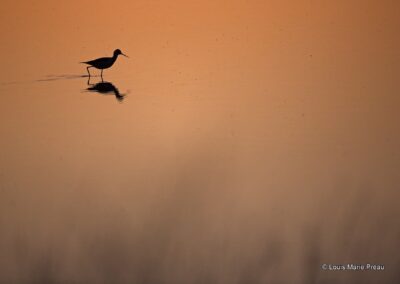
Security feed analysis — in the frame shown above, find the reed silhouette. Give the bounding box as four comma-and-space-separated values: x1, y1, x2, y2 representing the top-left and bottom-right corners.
81, 49, 128, 78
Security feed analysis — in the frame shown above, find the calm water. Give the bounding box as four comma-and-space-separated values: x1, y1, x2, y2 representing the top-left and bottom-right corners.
1, 1, 399, 283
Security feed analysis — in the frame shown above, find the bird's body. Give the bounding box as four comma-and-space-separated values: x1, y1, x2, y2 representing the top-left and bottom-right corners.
82, 56, 117, 69
81, 49, 128, 78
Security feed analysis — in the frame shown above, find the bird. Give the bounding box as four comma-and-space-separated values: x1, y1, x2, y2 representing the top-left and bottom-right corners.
81, 49, 128, 78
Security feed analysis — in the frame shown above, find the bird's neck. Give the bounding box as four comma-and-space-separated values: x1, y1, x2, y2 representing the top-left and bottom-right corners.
112, 54, 119, 61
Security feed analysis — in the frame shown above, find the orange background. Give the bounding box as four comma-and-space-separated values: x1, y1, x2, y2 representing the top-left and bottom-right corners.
0, 1, 399, 282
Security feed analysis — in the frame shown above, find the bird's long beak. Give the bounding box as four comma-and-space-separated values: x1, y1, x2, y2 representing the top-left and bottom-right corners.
122, 53, 129, 58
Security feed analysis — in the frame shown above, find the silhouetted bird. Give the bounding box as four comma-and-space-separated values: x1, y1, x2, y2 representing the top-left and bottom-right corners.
81, 49, 128, 78
87, 81, 125, 102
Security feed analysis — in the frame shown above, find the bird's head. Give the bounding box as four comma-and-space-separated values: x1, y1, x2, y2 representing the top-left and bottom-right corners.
114, 49, 128, 58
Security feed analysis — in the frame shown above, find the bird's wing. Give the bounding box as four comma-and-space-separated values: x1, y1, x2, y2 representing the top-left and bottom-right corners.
81, 57, 109, 65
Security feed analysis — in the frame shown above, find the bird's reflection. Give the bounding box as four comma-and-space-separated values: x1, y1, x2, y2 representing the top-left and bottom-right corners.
86, 78, 125, 102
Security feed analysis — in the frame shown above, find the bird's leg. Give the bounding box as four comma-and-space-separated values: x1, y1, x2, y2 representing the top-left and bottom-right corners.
100, 69, 103, 81
86, 66, 91, 77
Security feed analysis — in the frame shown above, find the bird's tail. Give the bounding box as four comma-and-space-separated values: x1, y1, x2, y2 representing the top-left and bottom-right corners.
80, 61, 88, 64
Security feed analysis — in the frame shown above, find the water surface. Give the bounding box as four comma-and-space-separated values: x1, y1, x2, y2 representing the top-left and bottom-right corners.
0, 1, 399, 283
